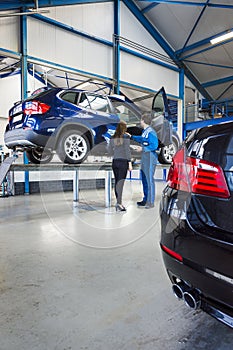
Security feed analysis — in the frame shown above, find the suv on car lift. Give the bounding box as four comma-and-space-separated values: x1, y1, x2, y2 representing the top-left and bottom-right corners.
4, 87, 180, 164
160, 121, 233, 328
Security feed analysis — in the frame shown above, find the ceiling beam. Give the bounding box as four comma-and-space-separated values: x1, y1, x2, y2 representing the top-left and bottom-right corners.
181, 0, 210, 51
141, 3, 160, 14
180, 37, 233, 60
183, 59, 233, 70
216, 83, 233, 100
0, 1, 108, 11
139, 1, 233, 10
176, 27, 233, 56
203, 76, 233, 88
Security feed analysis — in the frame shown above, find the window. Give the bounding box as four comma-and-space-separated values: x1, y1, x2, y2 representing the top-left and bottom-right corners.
61, 92, 78, 104
152, 93, 165, 114
111, 101, 140, 125
78, 93, 110, 112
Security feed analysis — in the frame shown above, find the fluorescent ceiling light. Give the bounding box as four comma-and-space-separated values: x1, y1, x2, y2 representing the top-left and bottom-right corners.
210, 31, 233, 45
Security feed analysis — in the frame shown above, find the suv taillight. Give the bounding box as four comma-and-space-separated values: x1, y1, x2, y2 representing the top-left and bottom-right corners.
167, 147, 230, 199
23, 101, 50, 115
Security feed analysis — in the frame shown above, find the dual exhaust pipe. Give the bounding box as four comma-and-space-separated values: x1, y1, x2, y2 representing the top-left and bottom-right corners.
172, 282, 201, 310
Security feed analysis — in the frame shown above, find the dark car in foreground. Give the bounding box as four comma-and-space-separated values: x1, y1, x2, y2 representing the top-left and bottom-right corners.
160, 121, 233, 328
4, 87, 179, 164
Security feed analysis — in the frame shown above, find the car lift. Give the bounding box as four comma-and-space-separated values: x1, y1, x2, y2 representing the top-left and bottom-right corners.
0, 153, 169, 206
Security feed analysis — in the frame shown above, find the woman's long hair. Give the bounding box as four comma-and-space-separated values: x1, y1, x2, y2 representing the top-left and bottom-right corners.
113, 121, 127, 146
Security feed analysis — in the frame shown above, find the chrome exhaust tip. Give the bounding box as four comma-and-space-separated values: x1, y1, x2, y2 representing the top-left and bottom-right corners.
183, 290, 201, 310
172, 283, 184, 300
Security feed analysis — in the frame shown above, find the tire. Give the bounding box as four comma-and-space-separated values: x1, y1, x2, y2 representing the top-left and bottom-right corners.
26, 148, 53, 164
57, 129, 90, 164
158, 134, 180, 164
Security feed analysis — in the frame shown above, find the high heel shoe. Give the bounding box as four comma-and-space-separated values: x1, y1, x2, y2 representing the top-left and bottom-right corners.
115, 204, 126, 212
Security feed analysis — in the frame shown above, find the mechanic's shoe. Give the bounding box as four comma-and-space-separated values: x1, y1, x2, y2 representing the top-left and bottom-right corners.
145, 203, 155, 209
137, 200, 146, 206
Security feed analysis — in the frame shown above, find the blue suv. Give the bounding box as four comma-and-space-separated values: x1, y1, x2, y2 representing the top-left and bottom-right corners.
4, 87, 180, 164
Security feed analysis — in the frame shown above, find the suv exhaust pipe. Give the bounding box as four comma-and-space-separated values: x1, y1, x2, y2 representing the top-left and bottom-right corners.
172, 283, 187, 300
172, 283, 201, 310
183, 290, 201, 310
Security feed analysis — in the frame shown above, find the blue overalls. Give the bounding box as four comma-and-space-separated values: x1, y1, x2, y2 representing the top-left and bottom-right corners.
132, 127, 158, 205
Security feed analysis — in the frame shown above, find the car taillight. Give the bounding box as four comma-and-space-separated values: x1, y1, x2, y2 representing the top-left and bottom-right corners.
23, 101, 50, 115
167, 147, 230, 199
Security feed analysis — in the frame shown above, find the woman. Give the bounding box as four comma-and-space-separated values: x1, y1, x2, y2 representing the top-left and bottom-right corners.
108, 121, 132, 211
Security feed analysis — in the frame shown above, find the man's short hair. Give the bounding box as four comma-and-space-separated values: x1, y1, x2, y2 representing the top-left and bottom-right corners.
141, 111, 152, 125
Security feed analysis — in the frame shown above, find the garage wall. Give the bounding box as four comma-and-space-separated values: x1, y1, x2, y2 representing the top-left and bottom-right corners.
26, 2, 178, 96
121, 2, 167, 56
0, 2, 179, 119
0, 75, 21, 119
0, 117, 8, 151
121, 52, 178, 93
0, 3, 179, 97
28, 17, 113, 78
28, 3, 114, 79
43, 3, 113, 41
0, 16, 19, 52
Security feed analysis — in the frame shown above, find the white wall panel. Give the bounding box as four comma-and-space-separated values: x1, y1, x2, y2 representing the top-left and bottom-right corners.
28, 18, 112, 78
121, 52, 179, 95
43, 3, 113, 42
0, 75, 20, 120
0, 75, 20, 150
0, 16, 19, 52
0, 117, 8, 150
121, 3, 169, 57
28, 72, 46, 95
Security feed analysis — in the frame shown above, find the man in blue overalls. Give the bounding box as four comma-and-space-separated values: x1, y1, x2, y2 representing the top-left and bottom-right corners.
131, 112, 158, 209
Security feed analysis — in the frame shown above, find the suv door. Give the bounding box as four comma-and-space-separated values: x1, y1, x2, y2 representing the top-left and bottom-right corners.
152, 87, 180, 164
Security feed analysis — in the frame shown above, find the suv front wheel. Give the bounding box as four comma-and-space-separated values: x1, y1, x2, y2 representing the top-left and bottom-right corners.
57, 130, 90, 164
158, 133, 179, 164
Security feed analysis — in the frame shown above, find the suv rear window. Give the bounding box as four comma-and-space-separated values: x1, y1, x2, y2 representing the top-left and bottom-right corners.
61, 91, 78, 104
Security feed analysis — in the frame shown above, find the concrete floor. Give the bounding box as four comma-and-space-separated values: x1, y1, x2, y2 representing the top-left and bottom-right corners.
0, 180, 232, 350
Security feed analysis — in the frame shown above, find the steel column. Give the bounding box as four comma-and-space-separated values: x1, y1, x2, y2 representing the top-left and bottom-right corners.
113, 0, 120, 94
178, 68, 185, 140
20, 12, 29, 195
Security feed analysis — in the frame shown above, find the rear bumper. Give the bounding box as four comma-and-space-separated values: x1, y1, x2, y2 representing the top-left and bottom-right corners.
161, 249, 233, 328
160, 185, 233, 328
4, 129, 49, 149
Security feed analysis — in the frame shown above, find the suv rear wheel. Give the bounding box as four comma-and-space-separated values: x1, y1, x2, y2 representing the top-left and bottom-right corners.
26, 148, 53, 164
57, 130, 90, 164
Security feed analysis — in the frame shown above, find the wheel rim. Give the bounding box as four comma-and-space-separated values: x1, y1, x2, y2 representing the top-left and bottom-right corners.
163, 144, 176, 163
64, 134, 88, 161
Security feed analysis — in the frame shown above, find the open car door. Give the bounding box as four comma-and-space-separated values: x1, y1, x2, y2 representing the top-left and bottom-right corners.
151, 87, 172, 147
151, 87, 180, 164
